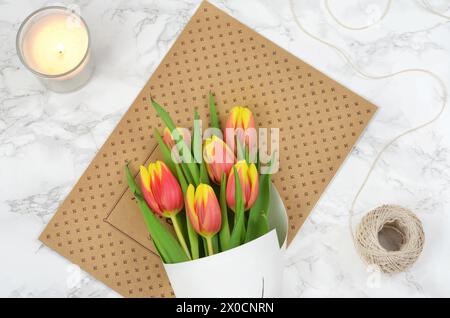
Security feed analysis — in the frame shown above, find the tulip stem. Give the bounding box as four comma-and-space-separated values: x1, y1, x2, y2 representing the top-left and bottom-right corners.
206, 236, 214, 256
170, 215, 191, 260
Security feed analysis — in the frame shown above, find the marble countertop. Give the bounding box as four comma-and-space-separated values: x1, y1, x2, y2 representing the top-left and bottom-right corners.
1, 0, 450, 297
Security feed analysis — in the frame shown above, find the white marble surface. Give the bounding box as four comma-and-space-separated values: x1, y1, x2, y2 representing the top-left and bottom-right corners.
1, 0, 450, 297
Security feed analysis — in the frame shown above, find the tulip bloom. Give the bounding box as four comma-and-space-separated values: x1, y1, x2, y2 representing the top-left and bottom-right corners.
203, 135, 236, 184
226, 160, 259, 211
162, 126, 191, 150
162, 127, 192, 164
140, 161, 184, 217
186, 183, 222, 255
224, 106, 257, 156
140, 161, 191, 259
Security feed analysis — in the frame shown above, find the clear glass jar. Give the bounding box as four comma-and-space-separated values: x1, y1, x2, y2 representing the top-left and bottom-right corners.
16, 6, 95, 93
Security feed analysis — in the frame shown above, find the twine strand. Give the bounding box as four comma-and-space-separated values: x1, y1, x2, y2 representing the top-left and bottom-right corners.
324, 0, 392, 30
421, 0, 450, 19
289, 0, 448, 272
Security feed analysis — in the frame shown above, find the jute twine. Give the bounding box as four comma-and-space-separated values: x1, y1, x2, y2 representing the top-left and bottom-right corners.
289, 0, 449, 272
355, 205, 425, 273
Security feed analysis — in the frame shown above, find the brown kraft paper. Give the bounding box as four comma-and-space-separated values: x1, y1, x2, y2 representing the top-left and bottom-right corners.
39, 1, 377, 297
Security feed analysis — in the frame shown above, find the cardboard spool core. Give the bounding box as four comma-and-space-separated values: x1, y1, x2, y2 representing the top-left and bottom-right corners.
39, 1, 377, 297
378, 222, 405, 252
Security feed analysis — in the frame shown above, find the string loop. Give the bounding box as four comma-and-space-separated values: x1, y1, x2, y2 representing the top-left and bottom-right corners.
289, 0, 448, 272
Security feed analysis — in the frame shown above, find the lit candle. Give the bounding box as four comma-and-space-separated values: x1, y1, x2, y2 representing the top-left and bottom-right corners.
16, 6, 95, 93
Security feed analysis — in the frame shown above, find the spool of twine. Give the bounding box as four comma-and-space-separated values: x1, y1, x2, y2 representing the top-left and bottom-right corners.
354, 205, 425, 273
289, 0, 448, 273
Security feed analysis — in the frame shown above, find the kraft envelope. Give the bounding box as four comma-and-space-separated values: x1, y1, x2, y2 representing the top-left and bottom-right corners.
39, 1, 377, 297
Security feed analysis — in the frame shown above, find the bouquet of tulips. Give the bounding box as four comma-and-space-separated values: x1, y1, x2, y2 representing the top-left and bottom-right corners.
125, 93, 286, 297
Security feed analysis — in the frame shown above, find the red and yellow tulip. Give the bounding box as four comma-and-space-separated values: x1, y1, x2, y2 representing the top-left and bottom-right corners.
226, 160, 259, 211
140, 160, 192, 259
203, 135, 236, 184
224, 106, 256, 153
186, 183, 222, 255
140, 161, 184, 217
162, 126, 191, 150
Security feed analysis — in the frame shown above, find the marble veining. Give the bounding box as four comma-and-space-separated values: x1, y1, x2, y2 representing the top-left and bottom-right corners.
1, 0, 450, 297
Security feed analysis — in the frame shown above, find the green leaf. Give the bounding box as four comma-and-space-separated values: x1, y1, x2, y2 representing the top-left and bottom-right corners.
185, 211, 199, 260
256, 149, 261, 173
125, 165, 189, 264
208, 92, 220, 130
175, 141, 200, 185
211, 234, 219, 254
151, 98, 177, 132
136, 199, 170, 263
151, 98, 200, 185
151, 232, 170, 263
153, 128, 176, 175
245, 171, 271, 243
170, 214, 191, 260
174, 165, 199, 260
192, 110, 202, 164
218, 173, 230, 251
245, 145, 250, 163
228, 166, 245, 249
180, 162, 194, 185
236, 137, 245, 162
175, 212, 188, 240
201, 237, 208, 257
174, 164, 188, 193
193, 110, 210, 185
182, 192, 200, 260
125, 162, 142, 197
199, 161, 210, 185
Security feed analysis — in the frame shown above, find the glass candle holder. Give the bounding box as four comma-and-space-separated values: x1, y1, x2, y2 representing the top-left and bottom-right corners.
16, 6, 95, 93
